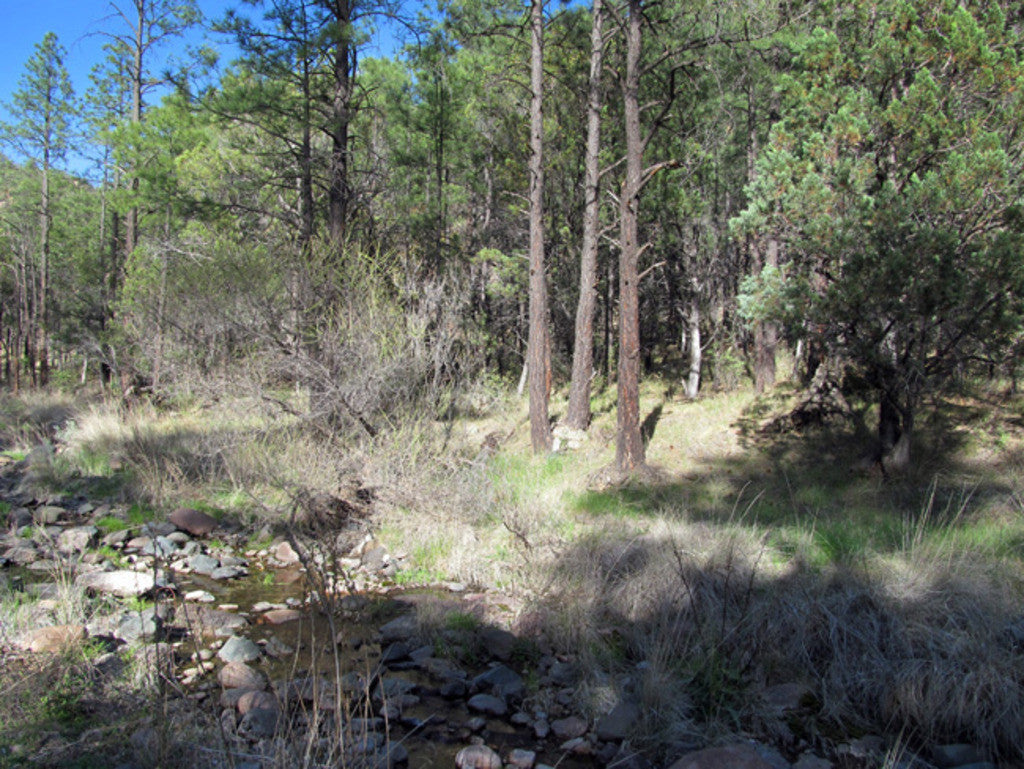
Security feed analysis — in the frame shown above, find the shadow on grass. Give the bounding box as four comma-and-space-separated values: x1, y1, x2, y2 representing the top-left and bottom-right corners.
572, 390, 1024, 564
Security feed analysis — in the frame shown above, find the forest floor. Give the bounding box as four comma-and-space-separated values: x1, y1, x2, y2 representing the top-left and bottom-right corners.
1, 378, 1024, 769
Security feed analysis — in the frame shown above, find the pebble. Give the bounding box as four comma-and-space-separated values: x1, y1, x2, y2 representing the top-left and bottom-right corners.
455, 744, 503, 769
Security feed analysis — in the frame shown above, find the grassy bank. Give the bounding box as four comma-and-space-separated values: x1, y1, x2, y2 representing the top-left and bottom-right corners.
2, 379, 1024, 761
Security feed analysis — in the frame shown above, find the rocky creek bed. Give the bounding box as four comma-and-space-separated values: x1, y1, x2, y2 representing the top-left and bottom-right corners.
0, 452, 1008, 769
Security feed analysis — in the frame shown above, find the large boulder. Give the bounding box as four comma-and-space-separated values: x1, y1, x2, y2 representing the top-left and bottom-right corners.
169, 508, 219, 537
75, 570, 155, 597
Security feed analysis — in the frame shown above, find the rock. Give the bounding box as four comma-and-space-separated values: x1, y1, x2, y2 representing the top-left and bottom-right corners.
471, 664, 524, 701
467, 693, 508, 717
219, 661, 266, 690
361, 546, 388, 571
793, 756, 832, 769
57, 525, 99, 553
550, 716, 588, 740
142, 522, 177, 538
184, 590, 216, 603
376, 677, 417, 700
381, 641, 412, 664
189, 553, 220, 575
478, 627, 517, 661
102, 529, 129, 546
455, 744, 503, 769
596, 702, 640, 741
115, 608, 164, 643
371, 742, 409, 768
547, 660, 579, 686
177, 605, 248, 637
238, 707, 279, 738
507, 748, 537, 769
237, 690, 278, 714
2, 546, 39, 566
141, 536, 178, 557
762, 683, 812, 714
217, 636, 262, 663
33, 505, 64, 524
667, 745, 778, 769
560, 737, 591, 754
272, 541, 301, 565
263, 635, 295, 658
210, 565, 246, 580
262, 608, 302, 625
169, 508, 219, 537
379, 614, 419, 644
932, 746, 985, 768
26, 624, 87, 653
76, 570, 155, 597
533, 720, 550, 739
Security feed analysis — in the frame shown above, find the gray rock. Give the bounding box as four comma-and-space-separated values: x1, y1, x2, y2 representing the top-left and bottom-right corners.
76, 570, 155, 597
102, 529, 129, 546
471, 664, 524, 701
467, 693, 508, 717
379, 614, 418, 644
33, 505, 64, 524
596, 701, 640, 741
142, 522, 177, 538
793, 755, 832, 769
210, 565, 246, 580
139, 535, 177, 557
551, 716, 588, 740
189, 553, 220, 575
382, 641, 412, 664
217, 635, 261, 663
533, 720, 550, 739
361, 545, 388, 571
115, 608, 164, 643
177, 605, 248, 638
666, 745, 778, 769
478, 627, 517, 661
932, 746, 985, 769
547, 660, 579, 686
3, 546, 39, 566
507, 748, 536, 769
57, 525, 99, 553
455, 744, 503, 769
238, 707, 279, 738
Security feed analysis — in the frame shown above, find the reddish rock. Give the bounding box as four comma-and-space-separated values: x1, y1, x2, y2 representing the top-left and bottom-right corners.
218, 661, 266, 690
26, 625, 87, 653
169, 508, 218, 537
273, 541, 301, 565
262, 608, 302, 625
237, 689, 278, 714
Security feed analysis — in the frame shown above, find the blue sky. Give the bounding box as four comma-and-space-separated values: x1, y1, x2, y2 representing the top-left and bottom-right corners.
0, 1, 411, 175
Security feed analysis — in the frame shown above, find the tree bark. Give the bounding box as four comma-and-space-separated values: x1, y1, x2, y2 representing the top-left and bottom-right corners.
327, 0, 353, 247
527, 0, 552, 452
615, 0, 645, 472
565, 0, 605, 431
685, 291, 701, 399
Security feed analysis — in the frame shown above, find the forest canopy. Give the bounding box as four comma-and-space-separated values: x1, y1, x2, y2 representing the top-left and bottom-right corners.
1, 0, 1022, 473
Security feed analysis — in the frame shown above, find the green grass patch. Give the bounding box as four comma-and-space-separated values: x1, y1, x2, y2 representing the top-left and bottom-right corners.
126, 504, 156, 526
94, 516, 128, 534
444, 611, 479, 632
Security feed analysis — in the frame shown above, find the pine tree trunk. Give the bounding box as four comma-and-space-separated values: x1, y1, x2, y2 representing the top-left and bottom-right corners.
565, 0, 605, 431
615, 0, 645, 473
527, 0, 552, 452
